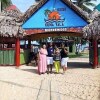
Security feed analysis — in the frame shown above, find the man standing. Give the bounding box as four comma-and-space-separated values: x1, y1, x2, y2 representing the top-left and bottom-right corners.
47, 42, 54, 74
60, 43, 69, 74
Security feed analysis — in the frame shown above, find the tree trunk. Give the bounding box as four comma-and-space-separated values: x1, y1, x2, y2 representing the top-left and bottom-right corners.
0, 1, 1, 13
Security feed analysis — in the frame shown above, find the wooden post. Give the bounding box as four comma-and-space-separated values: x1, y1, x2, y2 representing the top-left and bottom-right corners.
15, 38, 20, 67
0, 1, 1, 13
28, 39, 31, 50
93, 39, 98, 68
72, 42, 76, 53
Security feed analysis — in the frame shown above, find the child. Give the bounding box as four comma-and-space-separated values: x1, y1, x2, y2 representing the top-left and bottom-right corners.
53, 48, 61, 73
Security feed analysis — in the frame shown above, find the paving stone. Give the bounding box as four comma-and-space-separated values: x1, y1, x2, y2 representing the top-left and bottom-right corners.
0, 58, 100, 100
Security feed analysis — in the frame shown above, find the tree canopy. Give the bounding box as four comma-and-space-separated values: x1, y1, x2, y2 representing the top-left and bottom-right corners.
0, 0, 12, 11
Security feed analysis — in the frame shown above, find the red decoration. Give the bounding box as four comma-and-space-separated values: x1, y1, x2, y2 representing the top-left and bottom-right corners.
6, 5, 17, 11
93, 40, 98, 68
15, 38, 20, 67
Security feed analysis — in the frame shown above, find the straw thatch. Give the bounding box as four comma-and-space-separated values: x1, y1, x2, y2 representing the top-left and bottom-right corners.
20, 0, 89, 23
0, 16, 25, 37
82, 13, 100, 38
0, 5, 25, 37
1, 5, 23, 18
89, 9, 100, 21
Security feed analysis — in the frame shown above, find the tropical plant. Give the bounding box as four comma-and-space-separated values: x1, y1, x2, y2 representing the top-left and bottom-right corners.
0, 0, 12, 12
75, 0, 97, 12
35, 0, 96, 11
44, 9, 51, 17
35, 0, 40, 2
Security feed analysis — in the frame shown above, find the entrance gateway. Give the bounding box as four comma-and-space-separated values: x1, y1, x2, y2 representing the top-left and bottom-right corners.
0, 0, 98, 68
22, 0, 88, 37
21, 0, 90, 66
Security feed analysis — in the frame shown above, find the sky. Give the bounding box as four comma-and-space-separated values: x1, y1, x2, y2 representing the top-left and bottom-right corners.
11, 0, 35, 12
11, 0, 100, 12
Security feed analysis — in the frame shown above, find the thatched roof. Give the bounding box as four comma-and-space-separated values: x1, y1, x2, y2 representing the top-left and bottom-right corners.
0, 16, 25, 37
82, 14, 100, 38
82, 4, 100, 39
89, 9, 100, 21
1, 5, 23, 18
20, 0, 89, 23
0, 5, 25, 37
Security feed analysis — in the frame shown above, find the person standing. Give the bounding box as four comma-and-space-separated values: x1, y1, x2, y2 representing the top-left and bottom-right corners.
47, 42, 54, 74
38, 44, 48, 75
53, 48, 61, 73
60, 43, 69, 74
27, 45, 35, 65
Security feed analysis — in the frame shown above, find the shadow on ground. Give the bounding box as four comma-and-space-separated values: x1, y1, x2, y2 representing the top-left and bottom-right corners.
21, 68, 38, 74
68, 62, 92, 69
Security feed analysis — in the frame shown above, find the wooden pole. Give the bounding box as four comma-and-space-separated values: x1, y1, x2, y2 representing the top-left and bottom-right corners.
0, 1, 1, 13
93, 39, 98, 68
15, 38, 20, 67
28, 39, 31, 50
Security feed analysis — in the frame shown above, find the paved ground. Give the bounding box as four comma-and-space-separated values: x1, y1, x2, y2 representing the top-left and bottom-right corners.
0, 58, 100, 100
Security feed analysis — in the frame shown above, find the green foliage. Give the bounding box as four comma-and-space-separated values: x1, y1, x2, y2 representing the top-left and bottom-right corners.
68, 52, 89, 58
1, 0, 12, 10
44, 9, 51, 17
75, 0, 96, 12
35, 0, 96, 12
35, 0, 40, 2
95, 3, 100, 11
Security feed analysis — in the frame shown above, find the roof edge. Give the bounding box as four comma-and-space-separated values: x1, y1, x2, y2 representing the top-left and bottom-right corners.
62, 0, 89, 23
20, 0, 47, 23
20, 0, 90, 24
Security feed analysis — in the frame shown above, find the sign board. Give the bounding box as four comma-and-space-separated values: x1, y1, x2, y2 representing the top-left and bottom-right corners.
22, 0, 88, 29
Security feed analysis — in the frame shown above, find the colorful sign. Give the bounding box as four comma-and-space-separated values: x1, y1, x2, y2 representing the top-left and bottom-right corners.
44, 9, 65, 27
22, 0, 88, 29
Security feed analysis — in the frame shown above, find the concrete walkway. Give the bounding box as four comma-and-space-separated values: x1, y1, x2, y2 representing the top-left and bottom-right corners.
0, 58, 100, 100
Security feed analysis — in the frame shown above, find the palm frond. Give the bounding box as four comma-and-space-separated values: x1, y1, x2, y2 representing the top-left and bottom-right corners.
75, 0, 97, 12
44, 9, 51, 17
85, 2, 96, 7
1, 0, 12, 10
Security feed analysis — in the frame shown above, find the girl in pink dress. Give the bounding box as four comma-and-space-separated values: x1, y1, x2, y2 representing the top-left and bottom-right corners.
38, 44, 48, 75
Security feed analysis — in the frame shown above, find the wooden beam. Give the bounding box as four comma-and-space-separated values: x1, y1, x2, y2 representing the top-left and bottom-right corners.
25, 32, 83, 40
28, 39, 31, 49
0, 37, 15, 43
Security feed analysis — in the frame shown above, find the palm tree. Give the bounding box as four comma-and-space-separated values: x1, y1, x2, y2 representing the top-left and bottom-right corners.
0, 0, 12, 12
75, 0, 97, 12
35, 0, 40, 2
